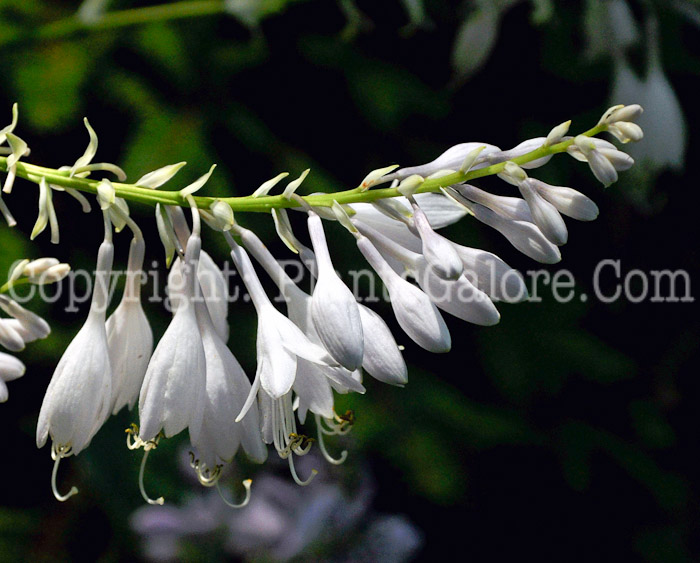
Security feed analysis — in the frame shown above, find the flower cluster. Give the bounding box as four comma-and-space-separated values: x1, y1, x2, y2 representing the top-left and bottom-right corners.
0, 258, 69, 402
0, 103, 643, 505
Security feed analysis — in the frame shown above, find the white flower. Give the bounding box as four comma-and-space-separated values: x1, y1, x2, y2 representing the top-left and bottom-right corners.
307, 212, 364, 371
456, 197, 561, 264
529, 179, 599, 222
498, 137, 553, 169
409, 201, 463, 280
356, 221, 501, 326
0, 351, 25, 403
356, 305, 408, 386
568, 136, 634, 187
168, 207, 229, 342
0, 318, 25, 352
236, 225, 364, 420
0, 295, 50, 342
355, 233, 451, 352
455, 184, 532, 222
226, 234, 336, 411
385, 142, 502, 182
514, 176, 569, 246
106, 237, 154, 414
138, 233, 207, 443
190, 298, 267, 476
36, 237, 114, 456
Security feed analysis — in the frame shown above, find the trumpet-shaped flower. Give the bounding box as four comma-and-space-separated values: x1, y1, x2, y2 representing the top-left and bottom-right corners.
138, 233, 206, 443
226, 234, 336, 410
190, 298, 267, 476
355, 233, 451, 353
107, 237, 154, 414
308, 212, 364, 371
356, 221, 502, 326
36, 235, 114, 456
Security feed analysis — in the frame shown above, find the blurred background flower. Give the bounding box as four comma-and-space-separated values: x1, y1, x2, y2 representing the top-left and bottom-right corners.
0, 1, 698, 561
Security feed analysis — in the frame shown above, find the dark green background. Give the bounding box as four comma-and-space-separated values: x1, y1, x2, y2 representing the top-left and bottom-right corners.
0, 1, 698, 561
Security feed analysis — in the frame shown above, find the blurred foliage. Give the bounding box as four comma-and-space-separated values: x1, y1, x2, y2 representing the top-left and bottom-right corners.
0, 0, 698, 561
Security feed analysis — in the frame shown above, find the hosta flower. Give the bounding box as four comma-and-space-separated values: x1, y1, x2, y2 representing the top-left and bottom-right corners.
138, 232, 206, 444
0, 295, 51, 343
168, 207, 229, 342
190, 298, 267, 481
569, 136, 634, 187
236, 226, 364, 412
409, 201, 464, 280
354, 232, 451, 353
355, 221, 502, 325
448, 191, 561, 264
37, 228, 114, 493
107, 236, 153, 414
307, 212, 364, 371
499, 162, 568, 246
0, 318, 25, 352
226, 233, 335, 409
0, 351, 25, 402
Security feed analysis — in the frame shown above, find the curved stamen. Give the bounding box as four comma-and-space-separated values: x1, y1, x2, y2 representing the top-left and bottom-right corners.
216, 479, 252, 509
315, 414, 348, 465
288, 454, 318, 487
51, 452, 78, 502
196, 464, 222, 488
138, 448, 164, 506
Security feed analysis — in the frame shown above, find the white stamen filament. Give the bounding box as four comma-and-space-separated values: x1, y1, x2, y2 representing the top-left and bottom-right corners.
315, 414, 348, 465
216, 479, 252, 509
51, 452, 78, 502
288, 455, 318, 487
138, 448, 164, 506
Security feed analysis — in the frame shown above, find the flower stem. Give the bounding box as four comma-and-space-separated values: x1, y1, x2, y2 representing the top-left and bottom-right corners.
0, 124, 606, 215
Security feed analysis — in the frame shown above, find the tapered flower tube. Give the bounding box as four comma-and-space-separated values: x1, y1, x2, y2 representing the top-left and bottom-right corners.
355, 221, 501, 326
568, 136, 634, 187
0, 319, 25, 352
528, 179, 599, 222
354, 232, 451, 353
37, 214, 115, 503
190, 297, 267, 482
499, 163, 568, 246
168, 207, 229, 342
384, 142, 502, 182
455, 184, 532, 222
307, 212, 364, 371
106, 215, 153, 414
0, 295, 51, 342
0, 351, 25, 402
236, 225, 364, 404
448, 191, 561, 264
409, 201, 464, 280
225, 233, 336, 415
138, 229, 206, 444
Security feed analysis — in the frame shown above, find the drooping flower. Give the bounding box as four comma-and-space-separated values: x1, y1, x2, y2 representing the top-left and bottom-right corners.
354, 231, 451, 353
138, 231, 206, 444
355, 220, 502, 326
189, 296, 267, 483
226, 233, 335, 409
168, 207, 229, 342
307, 211, 364, 371
37, 218, 114, 501
106, 235, 154, 414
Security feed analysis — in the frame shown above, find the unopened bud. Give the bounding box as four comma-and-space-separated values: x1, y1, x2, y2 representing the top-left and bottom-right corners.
28, 263, 70, 284
210, 200, 234, 231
